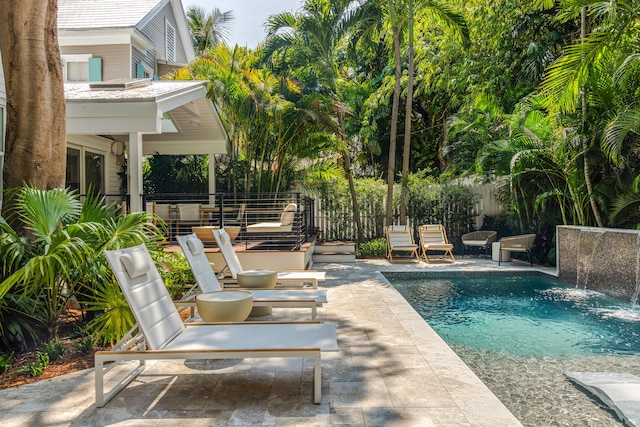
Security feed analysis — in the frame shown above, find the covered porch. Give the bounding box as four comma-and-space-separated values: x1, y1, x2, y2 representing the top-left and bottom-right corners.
65, 78, 228, 213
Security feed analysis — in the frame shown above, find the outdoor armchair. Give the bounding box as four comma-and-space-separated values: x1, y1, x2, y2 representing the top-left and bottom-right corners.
461, 230, 497, 258
498, 233, 536, 266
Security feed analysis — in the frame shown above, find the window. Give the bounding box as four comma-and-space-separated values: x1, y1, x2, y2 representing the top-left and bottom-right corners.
165, 19, 176, 62
66, 147, 105, 194
62, 54, 91, 82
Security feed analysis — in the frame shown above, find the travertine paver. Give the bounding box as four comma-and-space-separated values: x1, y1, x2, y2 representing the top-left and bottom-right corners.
0, 257, 538, 426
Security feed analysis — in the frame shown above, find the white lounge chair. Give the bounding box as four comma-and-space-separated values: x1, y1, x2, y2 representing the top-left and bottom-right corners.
418, 224, 455, 263
386, 225, 420, 261
177, 234, 327, 319
246, 202, 297, 233
98, 244, 338, 407
212, 228, 325, 288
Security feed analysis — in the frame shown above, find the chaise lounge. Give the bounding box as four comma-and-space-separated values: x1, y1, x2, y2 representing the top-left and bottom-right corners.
97, 244, 338, 407
177, 233, 327, 319
212, 228, 325, 288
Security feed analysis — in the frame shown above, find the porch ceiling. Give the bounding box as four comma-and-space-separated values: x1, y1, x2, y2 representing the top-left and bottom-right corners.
65, 80, 228, 155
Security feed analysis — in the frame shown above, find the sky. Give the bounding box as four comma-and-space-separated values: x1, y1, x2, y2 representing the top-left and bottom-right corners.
183, 0, 303, 48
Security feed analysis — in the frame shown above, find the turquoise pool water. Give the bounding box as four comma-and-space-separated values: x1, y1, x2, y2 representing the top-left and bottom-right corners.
386, 272, 640, 426
388, 273, 640, 357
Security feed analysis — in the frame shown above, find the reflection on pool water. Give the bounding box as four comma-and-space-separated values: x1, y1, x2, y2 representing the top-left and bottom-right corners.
389, 274, 640, 357
386, 273, 640, 426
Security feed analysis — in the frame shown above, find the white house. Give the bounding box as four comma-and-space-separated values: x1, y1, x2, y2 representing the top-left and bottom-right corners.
57, 0, 228, 211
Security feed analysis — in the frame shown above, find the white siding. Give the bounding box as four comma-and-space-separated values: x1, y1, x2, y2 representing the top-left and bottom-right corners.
138, 2, 188, 64
60, 44, 130, 80
67, 135, 122, 197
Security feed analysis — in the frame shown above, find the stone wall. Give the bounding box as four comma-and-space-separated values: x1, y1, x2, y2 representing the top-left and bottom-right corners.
557, 225, 640, 302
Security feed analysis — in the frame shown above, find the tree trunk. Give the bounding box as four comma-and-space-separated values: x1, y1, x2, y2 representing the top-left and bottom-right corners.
579, 6, 604, 227
386, 7, 401, 227
0, 0, 66, 203
337, 109, 365, 243
399, 0, 414, 226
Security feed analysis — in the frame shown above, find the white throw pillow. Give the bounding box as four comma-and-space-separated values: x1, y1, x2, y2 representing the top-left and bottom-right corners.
187, 237, 204, 255
120, 251, 150, 279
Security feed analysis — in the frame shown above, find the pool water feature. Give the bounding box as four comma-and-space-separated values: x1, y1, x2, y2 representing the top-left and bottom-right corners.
386, 272, 640, 426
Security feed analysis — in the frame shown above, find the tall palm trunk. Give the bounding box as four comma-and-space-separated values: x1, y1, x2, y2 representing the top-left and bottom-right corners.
0, 0, 66, 204
386, 1, 401, 227
580, 6, 604, 227
337, 109, 365, 243
399, 0, 415, 225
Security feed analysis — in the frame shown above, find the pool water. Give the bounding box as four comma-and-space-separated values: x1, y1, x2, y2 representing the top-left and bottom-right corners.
387, 273, 640, 426
389, 274, 640, 356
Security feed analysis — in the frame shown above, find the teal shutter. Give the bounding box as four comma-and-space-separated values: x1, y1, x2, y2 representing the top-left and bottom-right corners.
136, 62, 145, 78
88, 57, 102, 82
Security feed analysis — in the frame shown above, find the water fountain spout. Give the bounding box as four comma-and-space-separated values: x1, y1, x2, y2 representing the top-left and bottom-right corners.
577, 228, 605, 291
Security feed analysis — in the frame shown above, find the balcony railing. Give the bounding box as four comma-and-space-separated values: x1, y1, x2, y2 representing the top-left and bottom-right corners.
97, 192, 315, 250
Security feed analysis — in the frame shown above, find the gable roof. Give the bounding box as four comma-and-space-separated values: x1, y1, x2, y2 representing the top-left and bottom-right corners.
58, 0, 195, 62
58, 0, 164, 29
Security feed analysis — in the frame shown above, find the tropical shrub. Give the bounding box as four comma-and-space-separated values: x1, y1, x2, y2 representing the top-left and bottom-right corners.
18, 352, 49, 377
0, 185, 162, 351
356, 238, 387, 258
0, 352, 13, 374
74, 335, 97, 354
43, 337, 65, 361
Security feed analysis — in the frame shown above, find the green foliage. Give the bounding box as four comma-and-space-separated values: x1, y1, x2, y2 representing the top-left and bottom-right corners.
407, 173, 479, 247
19, 352, 49, 377
144, 155, 209, 196
0, 185, 162, 352
73, 335, 97, 354
43, 337, 65, 362
155, 252, 195, 300
0, 352, 13, 374
356, 238, 387, 258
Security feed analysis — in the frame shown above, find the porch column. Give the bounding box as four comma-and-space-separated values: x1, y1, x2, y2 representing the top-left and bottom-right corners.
208, 153, 216, 205
127, 132, 143, 212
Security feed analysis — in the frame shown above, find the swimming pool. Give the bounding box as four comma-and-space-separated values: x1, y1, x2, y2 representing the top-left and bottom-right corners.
388, 272, 640, 357
385, 272, 640, 426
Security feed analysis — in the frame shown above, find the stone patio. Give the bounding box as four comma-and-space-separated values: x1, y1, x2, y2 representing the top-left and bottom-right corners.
1, 257, 550, 426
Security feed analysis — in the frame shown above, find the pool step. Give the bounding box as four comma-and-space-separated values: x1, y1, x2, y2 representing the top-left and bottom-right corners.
313, 243, 356, 263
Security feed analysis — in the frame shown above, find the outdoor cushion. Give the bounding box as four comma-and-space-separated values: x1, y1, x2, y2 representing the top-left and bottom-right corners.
120, 251, 150, 279
187, 236, 204, 255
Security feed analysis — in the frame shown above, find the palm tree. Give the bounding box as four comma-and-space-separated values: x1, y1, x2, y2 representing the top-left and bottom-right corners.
186, 6, 235, 54
397, 0, 469, 223
538, 0, 640, 227
0, 186, 161, 340
264, 0, 367, 242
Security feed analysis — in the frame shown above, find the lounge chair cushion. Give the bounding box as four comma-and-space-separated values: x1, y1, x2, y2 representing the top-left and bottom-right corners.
187, 236, 204, 255
218, 229, 230, 246
120, 251, 150, 279
280, 203, 297, 226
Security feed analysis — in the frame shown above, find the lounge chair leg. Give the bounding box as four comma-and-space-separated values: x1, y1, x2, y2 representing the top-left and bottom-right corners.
314, 355, 321, 404
499, 250, 502, 266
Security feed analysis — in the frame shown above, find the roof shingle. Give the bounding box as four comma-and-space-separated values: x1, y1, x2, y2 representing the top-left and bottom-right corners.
58, 0, 163, 29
